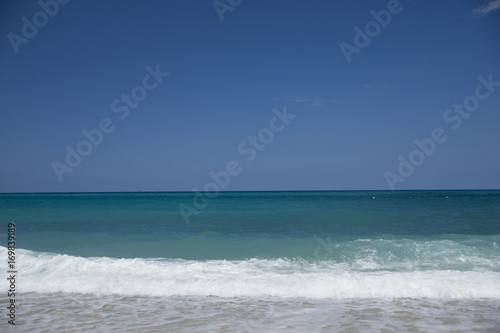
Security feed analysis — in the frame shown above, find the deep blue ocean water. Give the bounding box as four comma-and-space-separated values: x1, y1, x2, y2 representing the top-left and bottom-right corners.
1, 190, 500, 331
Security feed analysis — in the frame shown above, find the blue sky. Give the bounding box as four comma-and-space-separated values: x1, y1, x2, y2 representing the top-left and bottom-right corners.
1, 0, 499, 193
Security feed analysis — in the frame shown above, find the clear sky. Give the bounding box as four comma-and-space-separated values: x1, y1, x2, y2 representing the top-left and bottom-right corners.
1, 0, 499, 193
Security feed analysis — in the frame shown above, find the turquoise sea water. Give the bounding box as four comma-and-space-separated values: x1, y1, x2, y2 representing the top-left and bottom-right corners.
2, 190, 499, 259
1, 190, 500, 331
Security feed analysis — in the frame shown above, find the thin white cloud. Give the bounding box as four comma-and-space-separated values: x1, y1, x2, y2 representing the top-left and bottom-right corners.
474, 0, 500, 16
285, 96, 310, 104
363, 83, 391, 89
361, 83, 392, 96
283, 96, 337, 107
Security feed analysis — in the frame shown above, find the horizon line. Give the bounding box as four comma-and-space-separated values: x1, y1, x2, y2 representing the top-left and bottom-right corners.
1, 189, 500, 195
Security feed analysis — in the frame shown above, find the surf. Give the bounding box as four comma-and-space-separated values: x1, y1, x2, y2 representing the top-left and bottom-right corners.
6, 246, 500, 299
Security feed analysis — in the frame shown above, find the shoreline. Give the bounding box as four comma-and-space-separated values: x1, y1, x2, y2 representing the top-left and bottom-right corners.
5, 292, 500, 332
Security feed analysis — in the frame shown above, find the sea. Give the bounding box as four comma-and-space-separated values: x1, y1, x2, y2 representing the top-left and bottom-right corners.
1, 190, 499, 332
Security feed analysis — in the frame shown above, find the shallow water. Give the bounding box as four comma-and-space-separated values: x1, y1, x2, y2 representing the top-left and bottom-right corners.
4, 293, 500, 332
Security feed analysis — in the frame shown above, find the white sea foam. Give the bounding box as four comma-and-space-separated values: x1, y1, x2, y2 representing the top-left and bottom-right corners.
6, 246, 500, 299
